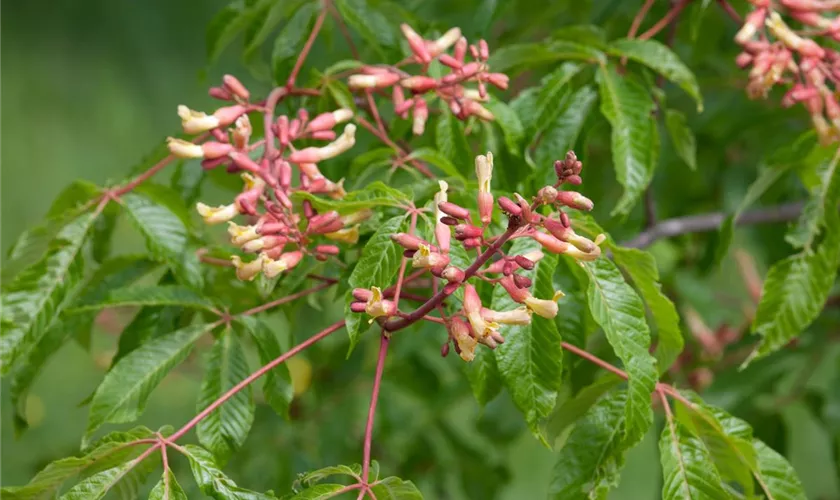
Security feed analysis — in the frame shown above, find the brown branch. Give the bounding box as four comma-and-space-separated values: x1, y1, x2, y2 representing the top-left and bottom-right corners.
622, 201, 804, 249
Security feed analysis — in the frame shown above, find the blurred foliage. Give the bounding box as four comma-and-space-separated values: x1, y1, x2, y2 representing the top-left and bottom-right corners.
2, 0, 840, 499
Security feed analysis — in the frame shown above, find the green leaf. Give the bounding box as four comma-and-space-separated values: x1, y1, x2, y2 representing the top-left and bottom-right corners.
553, 255, 592, 349
197, 330, 256, 463
465, 348, 502, 408
184, 444, 275, 499
583, 257, 657, 445
659, 418, 731, 499
529, 63, 584, 138
206, 3, 248, 62
289, 484, 347, 499
483, 99, 525, 157
534, 86, 598, 173
0, 427, 155, 499
488, 41, 605, 73
271, 2, 317, 83
325, 79, 356, 111
1, 212, 96, 375
597, 63, 658, 217
369, 476, 423, 499
149, 470, 188, 500
546, 375, 622, 446
715, 160, 796, 265
122, 193, 203, 290
665, 109, 697, 170
69, 285, 216, 313
494, 238, 563, 444
612, 247, 683, 373
608, 38, 703, 111
746, 234, 840, 364
753, 440, 808, 500
435, 112, 473, 176
291, 181, 410, 214
674, 394, 803, 498
235, 316, 293, 418
58, 460, 139, 500
244, 0, 307, 55
344, 215, 406, 352
335, 0, 395, 52
407, 148, 467, 182
298, 463, 365, 485
86, 323, 214, 443
548, 390, 628, 499
787, 150, 840, 249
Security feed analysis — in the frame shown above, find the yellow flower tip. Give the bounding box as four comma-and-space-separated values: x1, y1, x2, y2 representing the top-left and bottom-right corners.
324, 225, 360, 244
196, 202, 239, 225
262, 256, 288, 278
552, 290, 566, 301
594, 234, 607, 246
231, 254, 264, 281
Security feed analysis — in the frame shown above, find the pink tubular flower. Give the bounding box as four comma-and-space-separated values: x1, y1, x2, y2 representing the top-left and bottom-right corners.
411, 244, 450, 273
450, 318, 477, 362
438, 201, 471, 220
263, 251, 304, 278
348, 72, 401, 89
434, 181, 451, 252
392, 233, 432, 251
288, 124, 356, 163
401, 76, 438, 92
222, 74, 250, 101
401, 23, 432, 63
481, 306, 531, 325
413, 97, 429, 136
363, 286, 397, 321
475, 153, 494, 224
231, 255, 265, 281
306, 109, 354, 133
556, 191, 594, 211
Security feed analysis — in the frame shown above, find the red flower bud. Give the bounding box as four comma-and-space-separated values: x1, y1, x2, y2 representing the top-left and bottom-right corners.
213, 105, 248, 128
353, 288, 373, 301
391, 232, 430, 250
557, 191, 594, 211
229, 152, 262, 173
497, 196, 522, 216
351, 301, 368, 313
441, 266, 465, 283
513, 274, 532, 289
441, 216, 459, 226
439, 201, 471, 220
308, 211, 341, 233
401, 76, 439, 92
439, 54, 462, 69
209, 86, 233, 101
222, 75, 250, 101
455, 224, 483, 239
315, 244, 340, 256
532, 231, 570, 254
514, 255, 535, 270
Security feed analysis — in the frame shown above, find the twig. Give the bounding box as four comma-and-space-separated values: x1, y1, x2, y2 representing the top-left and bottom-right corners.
628, 0, 657, 39
383, 224, 519, 331
355, 117, 434, 178
287, 5, 329, 89
716, 0, 742, 23
239, 281, 336, 316
622, 201, 805, 249
167, 320, 346, 442
361, 333, 389, 483
111, 132, 209, 197
639, 0, 692, 40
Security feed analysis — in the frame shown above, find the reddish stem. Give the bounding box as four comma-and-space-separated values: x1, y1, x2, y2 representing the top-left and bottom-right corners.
628, 0, 657, 38
168, 320, 345, 442
362, 333, 390, 483
328, 4, 361, 59
355, 117, 434, 178
262, 87, 290, 162
716, 0, 742, 23
639, 0, 692, 40
287, 6, 329, 89
391, 212, 418, 307
383, 224, 519, 331
240, 280, 336, 316
111, 132, 209, 197
365, 90, 387, 135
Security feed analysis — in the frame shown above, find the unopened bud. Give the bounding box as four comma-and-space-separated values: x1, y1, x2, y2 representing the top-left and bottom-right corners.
441, 216, 459, 226
439, 202, 471, 220
463, 100, 495, 121
532, 231, 570, 254
454, 224, 483, 239
441, 266, 465, 283
306, 108, 354, 132
441, 342, 451, 357
401, 24, 432, 64
486, 73, 509, 90
497, 196, 522, 216
439, 54, 462, 69
537, 185, 558, 204
514, 255, 535, 270
209, 87, 233, 101
429, 27, 462, 56
513, 274, 532, 289
222, 75, 250, 101
353, 288, 374, 301
315, 244, 340, 256
557, 191, 594, 211
167, 137, 205, 159
348, 72, 401, 89
401, 76, 438, 92
392, 233, 430, 250
350, 301, 368, 313
229, 151, 262, 173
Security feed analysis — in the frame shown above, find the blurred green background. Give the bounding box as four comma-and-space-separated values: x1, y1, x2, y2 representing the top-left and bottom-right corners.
3, 0, 840, 498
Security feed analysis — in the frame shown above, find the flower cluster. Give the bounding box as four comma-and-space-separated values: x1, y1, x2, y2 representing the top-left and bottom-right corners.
168, 75, 369, 281
350, 150, 604, 362
735, 0, 840, 143
347, 24, 509, 135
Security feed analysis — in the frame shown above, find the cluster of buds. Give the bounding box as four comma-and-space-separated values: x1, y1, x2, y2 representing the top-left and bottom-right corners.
350, 150, 605, 362
168, 75, 371, 281
347, 24, 509, 135
735, 0, 840, 143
